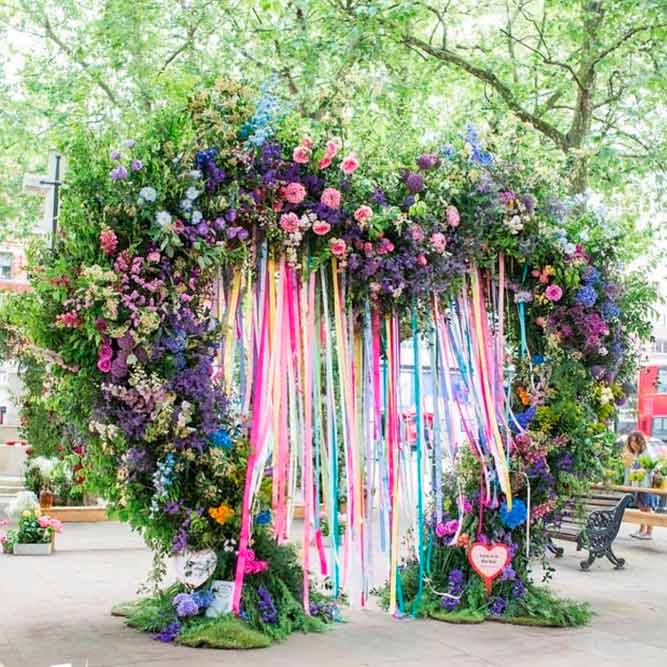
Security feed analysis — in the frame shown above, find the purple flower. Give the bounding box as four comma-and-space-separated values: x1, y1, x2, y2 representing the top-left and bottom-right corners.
110, 166, 128, 181
155, 621, 180, 642
489, 597, 507, 616
110, 150, 121, 161
257, 586, 278, 624
404, 171, 424, 193
512, 580, 526, 599
131, 159, 143, 171
416, 153, 440, 170
173, 592, 199, 617
501, 565, 516, 581
576, 285, 597, 307
441, 595, 460, 611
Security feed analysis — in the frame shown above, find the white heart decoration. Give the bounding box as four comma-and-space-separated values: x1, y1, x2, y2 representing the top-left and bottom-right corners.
172, 548, 217, 588
468, 542, 510, 583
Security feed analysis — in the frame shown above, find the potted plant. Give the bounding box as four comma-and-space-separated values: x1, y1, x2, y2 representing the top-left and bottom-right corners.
629, 469, 646, 487
1, 508, 63, 555
653, 458, 667, 489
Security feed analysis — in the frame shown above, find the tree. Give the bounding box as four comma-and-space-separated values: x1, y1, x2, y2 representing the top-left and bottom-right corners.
331, 0, 667, 193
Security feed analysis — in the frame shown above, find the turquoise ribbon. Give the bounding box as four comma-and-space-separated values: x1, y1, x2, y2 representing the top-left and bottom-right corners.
411, 304, 425, 616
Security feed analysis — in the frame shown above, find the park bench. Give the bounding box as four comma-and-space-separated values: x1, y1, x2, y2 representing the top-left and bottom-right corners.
546, 488, 633, 570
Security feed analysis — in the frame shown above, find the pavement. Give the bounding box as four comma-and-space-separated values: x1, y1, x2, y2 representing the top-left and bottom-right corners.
1, 521, 666, 667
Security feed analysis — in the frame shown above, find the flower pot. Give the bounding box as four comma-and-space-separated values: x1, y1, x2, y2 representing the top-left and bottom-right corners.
13, 542, 53, 556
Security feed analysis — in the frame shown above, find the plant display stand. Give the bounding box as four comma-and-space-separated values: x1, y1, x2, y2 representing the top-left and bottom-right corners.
48, 506, 108, 522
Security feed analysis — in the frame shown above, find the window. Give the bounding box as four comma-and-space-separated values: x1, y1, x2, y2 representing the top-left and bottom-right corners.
653, 417, 667, 439
0, 252, 12, 280
657, 368, 667, 393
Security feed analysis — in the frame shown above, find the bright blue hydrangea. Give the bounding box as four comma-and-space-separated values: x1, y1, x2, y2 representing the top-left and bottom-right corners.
499, 498, 528, 529
192, 589, 215, 609
255, 509, 272, 525
210, 429, 232, 449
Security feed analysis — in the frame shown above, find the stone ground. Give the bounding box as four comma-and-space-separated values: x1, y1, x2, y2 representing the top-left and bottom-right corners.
1, 522, 666, 667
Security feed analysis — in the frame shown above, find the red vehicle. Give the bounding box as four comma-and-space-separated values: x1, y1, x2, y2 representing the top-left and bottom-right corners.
637, 365, 667, 441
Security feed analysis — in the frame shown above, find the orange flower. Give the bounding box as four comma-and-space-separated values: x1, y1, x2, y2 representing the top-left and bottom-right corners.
517, 387, 531, 406
456, 533, 469, 548
209, 503, 234, 526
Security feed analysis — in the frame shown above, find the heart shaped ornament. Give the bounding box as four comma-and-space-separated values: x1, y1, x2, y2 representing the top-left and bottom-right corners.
172, 548, 217, 588
467, 542, 510, 595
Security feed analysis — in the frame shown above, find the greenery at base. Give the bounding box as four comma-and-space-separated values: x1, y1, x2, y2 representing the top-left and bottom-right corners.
123, 584, 183, 632
428, 608, 485, 624
177, 616, 271, 649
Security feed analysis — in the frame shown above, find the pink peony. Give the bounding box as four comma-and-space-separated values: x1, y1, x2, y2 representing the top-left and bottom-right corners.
312, 220, 331, 236
340, 153, 360, 175
97, 357, 112, 373
431, 232, 447, 253
410, 226, 425, 242
353, 205, 373, 224
292, 146, 310, 164
48, 518, 64, 533
321, 187, 342, 209
38, 516, 50, 529
544, 284, 563, 302
282, 182, 306, 204
279, 212, 300, 234
318, 155, 333, 169
329, 238, 347, 257
417, 254, 428, 267
446, 205, 460, 227
100, 228, 118, 255
301, 136, 314, 150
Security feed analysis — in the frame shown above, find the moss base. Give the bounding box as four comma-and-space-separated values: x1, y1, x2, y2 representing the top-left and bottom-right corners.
428, 608, 486, 624
177, 616, 272, 649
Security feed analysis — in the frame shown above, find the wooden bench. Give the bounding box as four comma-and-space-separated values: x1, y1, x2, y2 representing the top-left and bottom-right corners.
547, 489, 633, 570
596, 484, 667, 529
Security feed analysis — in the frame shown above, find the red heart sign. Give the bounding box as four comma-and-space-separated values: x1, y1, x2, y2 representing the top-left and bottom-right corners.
467, 542, 511, 595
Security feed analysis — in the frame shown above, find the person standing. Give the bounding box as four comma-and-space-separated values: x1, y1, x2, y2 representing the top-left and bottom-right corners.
623, 431, 657, 540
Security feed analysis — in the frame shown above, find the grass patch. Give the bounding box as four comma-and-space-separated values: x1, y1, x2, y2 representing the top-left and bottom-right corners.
177, 615, 272, 649
428, 608, 486, 624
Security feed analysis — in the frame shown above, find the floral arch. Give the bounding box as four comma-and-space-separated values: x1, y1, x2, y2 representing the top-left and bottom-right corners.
12, 79, 646, 644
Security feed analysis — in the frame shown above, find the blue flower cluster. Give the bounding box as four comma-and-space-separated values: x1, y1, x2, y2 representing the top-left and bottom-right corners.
489, 596, 507, 616
257, 585, 278, 624
576, 285, 597, 307
441, 568, 465, 611
511, 405, 536, 433
210, 428, 232, 450
151, 453, 176, 514
464, 125, 493, 167
240, 79, 280, 147
255, 509, 272, 525
601, 300, 620, 320
173, 592, 199, 617
499, 498, 527, 529
155, 621, 181, 642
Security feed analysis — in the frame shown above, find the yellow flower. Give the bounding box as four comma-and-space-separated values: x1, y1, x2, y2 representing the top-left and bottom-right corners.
208, 503, 234, 526
34, 507, 42, 517
22, 510, 31, 518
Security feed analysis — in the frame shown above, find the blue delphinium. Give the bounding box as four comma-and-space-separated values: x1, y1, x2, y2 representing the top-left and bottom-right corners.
192, 589, 215, 610
499, 498, 528, 529
511, 405, 536, 433
512, 580, 526, 599
441, 568, 465, 611
601, 300, 620, 320
464, 124, 494, 166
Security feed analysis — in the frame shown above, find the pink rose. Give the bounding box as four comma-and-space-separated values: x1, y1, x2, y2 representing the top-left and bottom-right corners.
353, 205, 373, 224
321, 188, 342, 210
431, 232, 447, 253
318, 155, 333, 169
0, 519, 9, 528
282, 182, 306, 204
301, 136, 314, 150
446, 205, 460, 227
38, 516, 50, 528
0, 534, 6, 544
544, 284, 563, 302
329, 238, 347, 257
377, 238, 394, 255
97, 357, 112, 373
417, 255, 428, 267
435, 522, 447, 538
99, 343, 113, 361
49, 518, 64, 533
312, 220, 331, 236
292, 146, 310, 164
279, 212, 300, 234
535, 316, 547, 328
340, 153, 360, 175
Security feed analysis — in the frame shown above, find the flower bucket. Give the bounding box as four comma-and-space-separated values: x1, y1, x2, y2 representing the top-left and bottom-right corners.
14, 542, 53, 556
205, 580, 235, 618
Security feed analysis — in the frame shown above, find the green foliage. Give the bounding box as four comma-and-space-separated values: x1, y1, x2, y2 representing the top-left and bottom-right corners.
123, 584, 182, 632
508, 586, 592, 628
428, 608, 485, 624
177, 616, 271, 649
